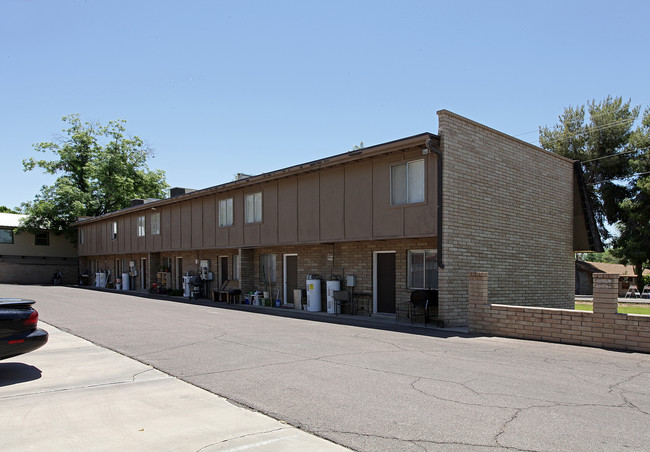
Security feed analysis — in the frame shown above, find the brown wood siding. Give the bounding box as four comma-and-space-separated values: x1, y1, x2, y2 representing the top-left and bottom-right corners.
298, 173, 320, 242
180, 203, 192, 249
344, 161, 373, 239
162, 206, 171, 250
171, 204, 181, 250
76, 147, 438, 256
278, 178, 298, 243
120, 216, 129, 253
203, 198, 216, 248
319, 167, 345, 241
261, 182, 278, 244
191, 199, 202, 249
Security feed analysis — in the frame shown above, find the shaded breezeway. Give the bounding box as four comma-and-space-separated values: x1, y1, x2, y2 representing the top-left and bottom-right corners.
4, 284, 650, 451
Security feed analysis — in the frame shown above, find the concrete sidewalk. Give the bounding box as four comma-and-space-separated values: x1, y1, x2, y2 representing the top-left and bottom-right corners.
0, 323, 348, 452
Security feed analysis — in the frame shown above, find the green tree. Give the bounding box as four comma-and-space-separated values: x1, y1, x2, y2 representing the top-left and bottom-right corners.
613, 108, 650, 280
579, 248, 619, 263
539, 96, 640, 240
0, 206, 18, 213
21, 114, 168, 242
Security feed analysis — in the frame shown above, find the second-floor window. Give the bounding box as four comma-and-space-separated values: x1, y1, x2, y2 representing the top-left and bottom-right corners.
137, 216, 145, 237
79, 229, 85, 245
219, 198, 233, 227
151, 212, 160, 235
245, 192, 262, 224
111, 221, 118, 240
391, 159, 425, 205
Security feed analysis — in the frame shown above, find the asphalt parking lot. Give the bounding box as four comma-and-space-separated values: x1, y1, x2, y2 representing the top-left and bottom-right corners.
2, 284, 650, 451
0, 323, 348, 451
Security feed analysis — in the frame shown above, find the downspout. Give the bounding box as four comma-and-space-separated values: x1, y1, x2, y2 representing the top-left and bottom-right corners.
426, 136, 444, 269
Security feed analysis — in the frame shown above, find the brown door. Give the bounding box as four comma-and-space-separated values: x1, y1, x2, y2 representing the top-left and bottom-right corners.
285, 255, 298, 304
376, 253, 396, 314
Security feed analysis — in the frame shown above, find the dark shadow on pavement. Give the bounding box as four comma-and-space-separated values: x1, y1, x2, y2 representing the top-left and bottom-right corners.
0, 362, 42, 386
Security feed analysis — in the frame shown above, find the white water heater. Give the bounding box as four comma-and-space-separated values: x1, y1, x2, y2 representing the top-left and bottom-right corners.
306, 279, 321, 312
326, 280, 341, 314
122, 272, 130, 291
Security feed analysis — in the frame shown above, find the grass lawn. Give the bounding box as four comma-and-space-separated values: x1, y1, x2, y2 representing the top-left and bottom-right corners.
575, 302, 650, 315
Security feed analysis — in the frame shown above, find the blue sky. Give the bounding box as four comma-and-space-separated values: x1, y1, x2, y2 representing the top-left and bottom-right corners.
1, 0, 649, 211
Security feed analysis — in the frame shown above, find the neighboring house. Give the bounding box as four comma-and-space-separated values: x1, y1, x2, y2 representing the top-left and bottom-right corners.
575, 261, 649, 297
0, 213, 78, 285
74, 110, 601, 327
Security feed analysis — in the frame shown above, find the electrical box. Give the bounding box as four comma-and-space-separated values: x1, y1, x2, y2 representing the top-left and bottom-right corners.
346, 275, 356, 287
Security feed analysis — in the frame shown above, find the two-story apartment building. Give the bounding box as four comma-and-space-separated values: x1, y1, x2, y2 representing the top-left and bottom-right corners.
0, 213, 78, 284
75, 110, 601, 326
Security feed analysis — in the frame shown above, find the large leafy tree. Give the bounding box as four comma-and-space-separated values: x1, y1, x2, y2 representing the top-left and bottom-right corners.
613, 108, 650, 281
539, 96, 640, 240
21, 114, 168, 242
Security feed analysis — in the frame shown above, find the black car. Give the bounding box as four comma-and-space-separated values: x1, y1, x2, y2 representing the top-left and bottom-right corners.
0, 299, 48, 360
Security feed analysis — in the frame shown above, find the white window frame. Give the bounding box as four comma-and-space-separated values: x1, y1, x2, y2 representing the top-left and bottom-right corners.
111, 221, 118, 240
245, 192, 262, 224
408, 249, 437, 289
151, 212, 160, 235
137, 216, 146, 237
219, 198, 233, 227
391, 159, 425, 205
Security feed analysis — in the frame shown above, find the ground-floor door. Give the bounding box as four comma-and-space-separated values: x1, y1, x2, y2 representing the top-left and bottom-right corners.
375, 252, 396, 314
284, 254, 298, 305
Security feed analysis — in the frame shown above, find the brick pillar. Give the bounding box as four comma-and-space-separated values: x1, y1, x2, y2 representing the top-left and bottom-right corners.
592, 273, 619, 315
468, 272, 488, 333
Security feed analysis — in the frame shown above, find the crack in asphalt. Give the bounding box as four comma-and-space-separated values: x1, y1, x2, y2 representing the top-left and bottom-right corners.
134, 332, 229, 358
608, 370, 650, 416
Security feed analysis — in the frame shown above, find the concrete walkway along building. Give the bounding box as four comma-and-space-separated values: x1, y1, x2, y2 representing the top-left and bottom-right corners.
74, 110, 602, 327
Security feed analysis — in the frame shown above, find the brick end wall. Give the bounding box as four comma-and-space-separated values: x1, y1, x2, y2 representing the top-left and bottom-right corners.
469, 272, 650, 353
438, 111, 575, 327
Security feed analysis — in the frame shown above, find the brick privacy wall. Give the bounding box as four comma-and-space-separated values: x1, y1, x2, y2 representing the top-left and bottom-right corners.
0, 261, 78, 285
437, 110, 575, 327
80, 237, 435, 311
469, 272, 650, 353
